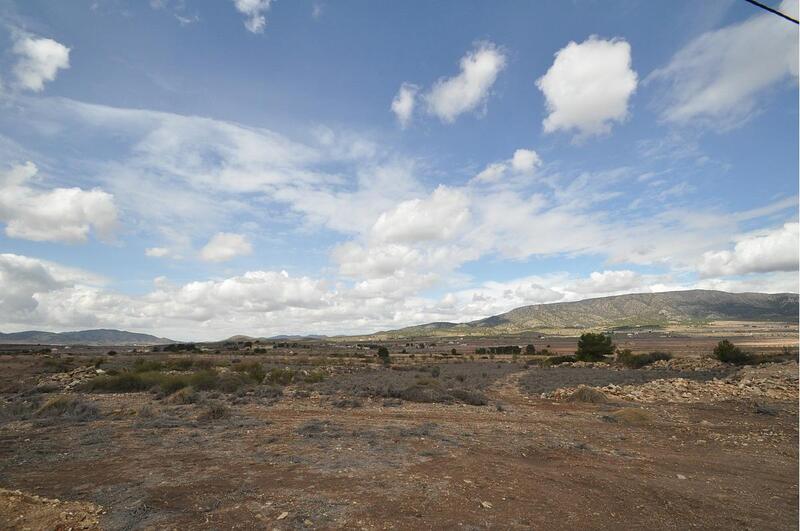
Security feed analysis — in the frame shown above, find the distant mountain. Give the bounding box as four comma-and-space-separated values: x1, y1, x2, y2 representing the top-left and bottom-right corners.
379, 290, 799, 337
221, 334, 328, 343
0, 329, 174, 346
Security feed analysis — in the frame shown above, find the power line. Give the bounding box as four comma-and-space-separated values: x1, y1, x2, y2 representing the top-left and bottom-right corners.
743, 0, 799, 24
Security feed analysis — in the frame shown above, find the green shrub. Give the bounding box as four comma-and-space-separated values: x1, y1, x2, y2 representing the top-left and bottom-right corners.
713, 340, 753, 365
265, 368, 297, 386
575, 333, 614, 361
616, 350, 672, 368
164, 358, 194, 371
133, 358, 164, 373
302, 370, 325, 383
232, 361, 266, 383
377, 347, 390, 365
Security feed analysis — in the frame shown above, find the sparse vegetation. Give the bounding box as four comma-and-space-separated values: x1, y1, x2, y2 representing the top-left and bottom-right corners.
35, 396, 100, 421
616, 350, 672, 368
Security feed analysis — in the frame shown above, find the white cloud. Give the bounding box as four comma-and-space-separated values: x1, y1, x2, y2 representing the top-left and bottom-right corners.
0, 162, 117, 243
199, 232, 253, 262
12, 35, 70, 92
648, 0, 799, 126
232, 0, 273, 33
145, 247, 170, 258
425, 42, 507, 122
390, 83, 418, 129
511, 149, 541, 173
537, 36, 637, 139
472, 148, 541, 184
698, 222, 799, 276
370, 186, 470, 244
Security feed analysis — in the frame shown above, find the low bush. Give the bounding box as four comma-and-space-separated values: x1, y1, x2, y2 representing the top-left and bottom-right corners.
616, 350, 672, 369
231, 361, 266, 383
449, 389, 488, 406
302, 370, 326, 383
265, 368, 296, 385
84, 369, 222, 394
198, 401, 230, 422
35, 396, 100, 421
133, 358, 164, 373
713, 340, 753, 365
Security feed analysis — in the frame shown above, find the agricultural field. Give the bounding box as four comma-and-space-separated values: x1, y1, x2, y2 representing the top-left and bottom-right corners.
0, 329, 797, 530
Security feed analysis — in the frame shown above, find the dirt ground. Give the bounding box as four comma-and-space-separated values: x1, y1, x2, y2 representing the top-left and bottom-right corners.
0, 335, 797, 530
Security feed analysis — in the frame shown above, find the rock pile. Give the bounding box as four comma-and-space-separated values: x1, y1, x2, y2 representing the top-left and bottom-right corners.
642, 357, 726, 372
547, 361, 798, 403
38, 366, 105, 392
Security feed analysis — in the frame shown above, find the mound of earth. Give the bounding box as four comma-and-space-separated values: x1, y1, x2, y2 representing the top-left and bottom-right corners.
0, 488, 103, 530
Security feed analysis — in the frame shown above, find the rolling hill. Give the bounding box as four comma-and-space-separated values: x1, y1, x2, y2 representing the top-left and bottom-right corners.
380, 290, 799, 337
0, 329, 174, 346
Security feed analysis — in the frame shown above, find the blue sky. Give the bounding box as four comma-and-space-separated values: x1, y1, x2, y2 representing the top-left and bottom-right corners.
0, 0, 797, 340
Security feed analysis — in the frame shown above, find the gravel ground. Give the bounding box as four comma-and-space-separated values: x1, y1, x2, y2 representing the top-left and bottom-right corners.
519, 366, 729, 395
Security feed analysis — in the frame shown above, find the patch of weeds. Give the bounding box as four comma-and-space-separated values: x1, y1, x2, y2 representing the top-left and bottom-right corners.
331, 397, 363, 409
302, 370, 326, 383
198, 401, 230, 422
232, 361, 266, 383
165, 386, 198, 404
35, 395, 100, 421
265, 368, 297, 386
254, 385, 283, 399
41, 358, 73, 373
133, 358, 164, 373
449, 389, 488, 406
296, 419, 344, 438
616, 350, 672, 368
164, 358, 194, 371
713, 340, 755, 365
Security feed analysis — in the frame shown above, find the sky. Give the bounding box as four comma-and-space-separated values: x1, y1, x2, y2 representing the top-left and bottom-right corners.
0, 0, 797, 340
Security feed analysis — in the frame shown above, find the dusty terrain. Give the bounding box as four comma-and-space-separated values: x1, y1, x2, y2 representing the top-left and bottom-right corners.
0, 330, 797, 530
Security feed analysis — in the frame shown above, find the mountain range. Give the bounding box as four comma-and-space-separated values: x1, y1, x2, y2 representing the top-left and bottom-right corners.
377, 290, 799, 337
1, 290, 797, 344
0, 329, 173, 346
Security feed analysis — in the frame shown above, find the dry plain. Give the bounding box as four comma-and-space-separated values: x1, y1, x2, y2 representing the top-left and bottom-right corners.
0, 325, 797, 530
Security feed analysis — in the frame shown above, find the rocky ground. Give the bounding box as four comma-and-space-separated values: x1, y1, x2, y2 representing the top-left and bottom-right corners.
0, 350, 797, 530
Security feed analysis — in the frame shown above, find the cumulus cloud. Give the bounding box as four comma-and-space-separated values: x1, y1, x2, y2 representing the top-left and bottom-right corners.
232, 0, 273, 33
648, 0, 799, 126
200, 232, 253, 262
473, 148, 541, 184
390, 83, 418, 128
12, 35, 70, 92
537, 36, 637, 139
370, 186, 470, 244
0, 162, 117, 243
425, 42, 507, 122
698, 222, 799, 277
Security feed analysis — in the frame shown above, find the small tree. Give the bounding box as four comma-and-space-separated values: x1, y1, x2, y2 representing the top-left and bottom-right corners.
713, 340, 752, 365
377, 346, 390, 365
451, 348, 458, 356
575, 333, 614, 362
525, 344, 536, 355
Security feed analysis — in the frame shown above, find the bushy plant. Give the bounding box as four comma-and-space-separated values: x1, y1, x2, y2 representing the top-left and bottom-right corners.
575, 333, 614, 362
377, 346, 390, 365
616, 350, 672, 368
713, 340, 753, 365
